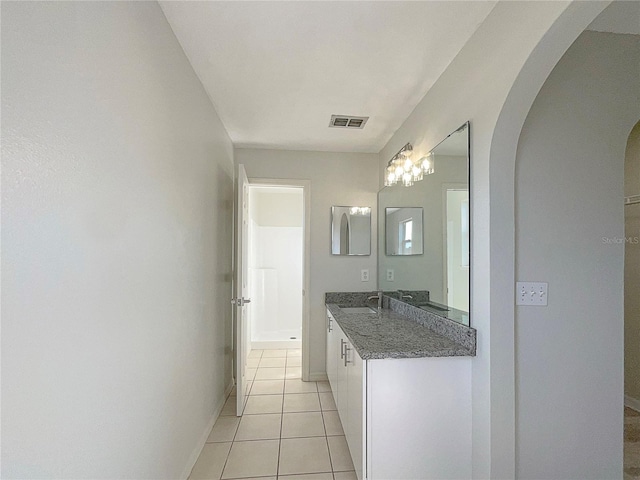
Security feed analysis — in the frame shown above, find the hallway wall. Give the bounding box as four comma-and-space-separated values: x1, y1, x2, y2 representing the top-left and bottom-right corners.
1, 2, 234, 478
515, 31, 640, 479
235, 149, 379, 380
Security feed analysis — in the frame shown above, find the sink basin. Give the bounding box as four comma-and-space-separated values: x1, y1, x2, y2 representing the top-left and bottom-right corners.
339, 306, 377, 314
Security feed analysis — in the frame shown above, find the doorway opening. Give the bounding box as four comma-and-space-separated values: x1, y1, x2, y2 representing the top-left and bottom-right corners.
443, 185, 469, 313
247, 185, 304, 351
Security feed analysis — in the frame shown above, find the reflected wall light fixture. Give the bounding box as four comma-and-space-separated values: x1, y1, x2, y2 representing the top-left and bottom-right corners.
384, 143, 435, 187
349, 206, 371, 215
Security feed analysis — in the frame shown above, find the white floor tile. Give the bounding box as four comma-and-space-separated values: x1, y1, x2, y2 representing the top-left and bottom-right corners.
259, 357, 287, 368
262, 349, 288, 358
219, 396, 237, 416
248, 349, 263, 359
316, 381, 331, 393
285, 366, 302, 379
281, 411, 326, 438
235, 413, 282, 441
250, 380, 285, 395
322, 410, 344, 436
283, 393, 321, 413
222, 439, 279, 479
287, 349, 302, 357
255, 367, 286, 380
244, 394, 283, 415
285, 379, 318, 394
333, 471, 358, 480
278, 437, 332, 476
206, 416, 240, 443
189, 442, 231, 480
246, 357, 260, 368
246, 368, 257, 380
278, 473, 333, 480
327, 435, 355, 472
286, 356, 302, 367
318, 392, 337, 411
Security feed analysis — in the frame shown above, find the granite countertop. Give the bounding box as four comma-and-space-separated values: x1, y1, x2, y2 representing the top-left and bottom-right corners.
325, 302, 475, 360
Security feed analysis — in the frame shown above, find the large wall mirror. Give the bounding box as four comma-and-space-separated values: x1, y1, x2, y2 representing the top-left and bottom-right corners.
331, 206, 371, 255
378, 122, 470, 325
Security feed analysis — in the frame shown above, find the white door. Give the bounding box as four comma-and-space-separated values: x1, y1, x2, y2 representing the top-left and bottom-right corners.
234, 165, 251, 416
446, 189, 470, 312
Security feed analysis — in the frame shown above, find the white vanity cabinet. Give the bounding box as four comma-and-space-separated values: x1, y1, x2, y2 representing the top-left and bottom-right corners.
326, 309, 366, 479
326, 308, 472, 480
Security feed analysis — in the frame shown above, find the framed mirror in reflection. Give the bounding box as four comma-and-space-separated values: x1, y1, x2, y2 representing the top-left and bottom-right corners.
385, 207, 423, 255
331, 206, 371, 256
378, 122, 470, 325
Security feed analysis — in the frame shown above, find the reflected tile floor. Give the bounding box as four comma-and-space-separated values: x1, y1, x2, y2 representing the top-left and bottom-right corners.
626, 406, 640, 480
189, 349, 356, 480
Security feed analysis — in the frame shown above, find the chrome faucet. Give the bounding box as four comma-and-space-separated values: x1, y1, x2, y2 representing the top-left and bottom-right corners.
367, 291, 383, 310
398, 290, 413, 300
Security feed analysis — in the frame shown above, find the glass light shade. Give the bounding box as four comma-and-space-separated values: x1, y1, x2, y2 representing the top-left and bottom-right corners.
421, 155, 435, 175
385, 172, 397, 186
402, 172, 413, 187
412, 165, 423, 182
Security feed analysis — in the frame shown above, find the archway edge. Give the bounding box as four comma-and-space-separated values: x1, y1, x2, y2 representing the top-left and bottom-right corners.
486, 1, 611, 478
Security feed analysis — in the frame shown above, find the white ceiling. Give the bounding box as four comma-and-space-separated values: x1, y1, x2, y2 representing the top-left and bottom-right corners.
160, 1, 497, 153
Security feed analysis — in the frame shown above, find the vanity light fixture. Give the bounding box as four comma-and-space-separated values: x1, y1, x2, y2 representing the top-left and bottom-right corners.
384, 143, 435, 187
349, 206, 371, 215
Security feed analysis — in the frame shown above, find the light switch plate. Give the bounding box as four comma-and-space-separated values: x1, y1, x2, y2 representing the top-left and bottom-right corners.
386, 269, 394, 281
516, 282, 548, 306
361, 269, 370, 282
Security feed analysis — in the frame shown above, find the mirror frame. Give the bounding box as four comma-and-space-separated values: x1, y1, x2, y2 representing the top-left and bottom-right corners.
330, 205, 372, 256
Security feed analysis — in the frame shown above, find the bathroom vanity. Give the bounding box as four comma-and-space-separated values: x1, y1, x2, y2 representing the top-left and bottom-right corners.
325, 292, 475, 480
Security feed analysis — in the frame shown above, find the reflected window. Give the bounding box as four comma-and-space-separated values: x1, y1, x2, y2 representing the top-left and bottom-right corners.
400, 218, 413, 254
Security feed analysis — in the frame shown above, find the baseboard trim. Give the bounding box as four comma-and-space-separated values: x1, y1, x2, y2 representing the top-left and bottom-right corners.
308, 372, 328, 382
180, 380, 235, 480
251, 340, 301, 350
625, 394, 640, 412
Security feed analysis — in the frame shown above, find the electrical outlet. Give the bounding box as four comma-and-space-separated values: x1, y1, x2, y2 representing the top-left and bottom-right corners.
361, 269, 370, 282
386, 269, 395, 281
516, 282, 548, 306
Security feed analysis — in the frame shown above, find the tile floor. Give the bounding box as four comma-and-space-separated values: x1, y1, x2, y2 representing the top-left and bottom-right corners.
189, 348, 357, 480
626, 406, 640, 480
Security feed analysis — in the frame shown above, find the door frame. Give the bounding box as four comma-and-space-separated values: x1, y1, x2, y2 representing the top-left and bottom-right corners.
246, 177, 312, 382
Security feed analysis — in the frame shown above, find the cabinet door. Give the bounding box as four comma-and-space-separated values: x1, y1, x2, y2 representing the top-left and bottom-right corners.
326, 310, 338, 400
347, 343, 365, 480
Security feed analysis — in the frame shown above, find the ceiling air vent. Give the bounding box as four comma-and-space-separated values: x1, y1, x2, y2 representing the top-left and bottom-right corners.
329, 115, 369, 129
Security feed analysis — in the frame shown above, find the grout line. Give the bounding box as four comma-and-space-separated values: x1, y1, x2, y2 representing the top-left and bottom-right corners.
275, 372, 288, 477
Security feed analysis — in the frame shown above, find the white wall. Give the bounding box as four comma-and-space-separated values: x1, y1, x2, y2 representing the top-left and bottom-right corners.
377, 2, 611, 477
625, 121, 640, 405
1, 2, 234, 478
236, 149, 379, 379
515, 31, 639, 479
